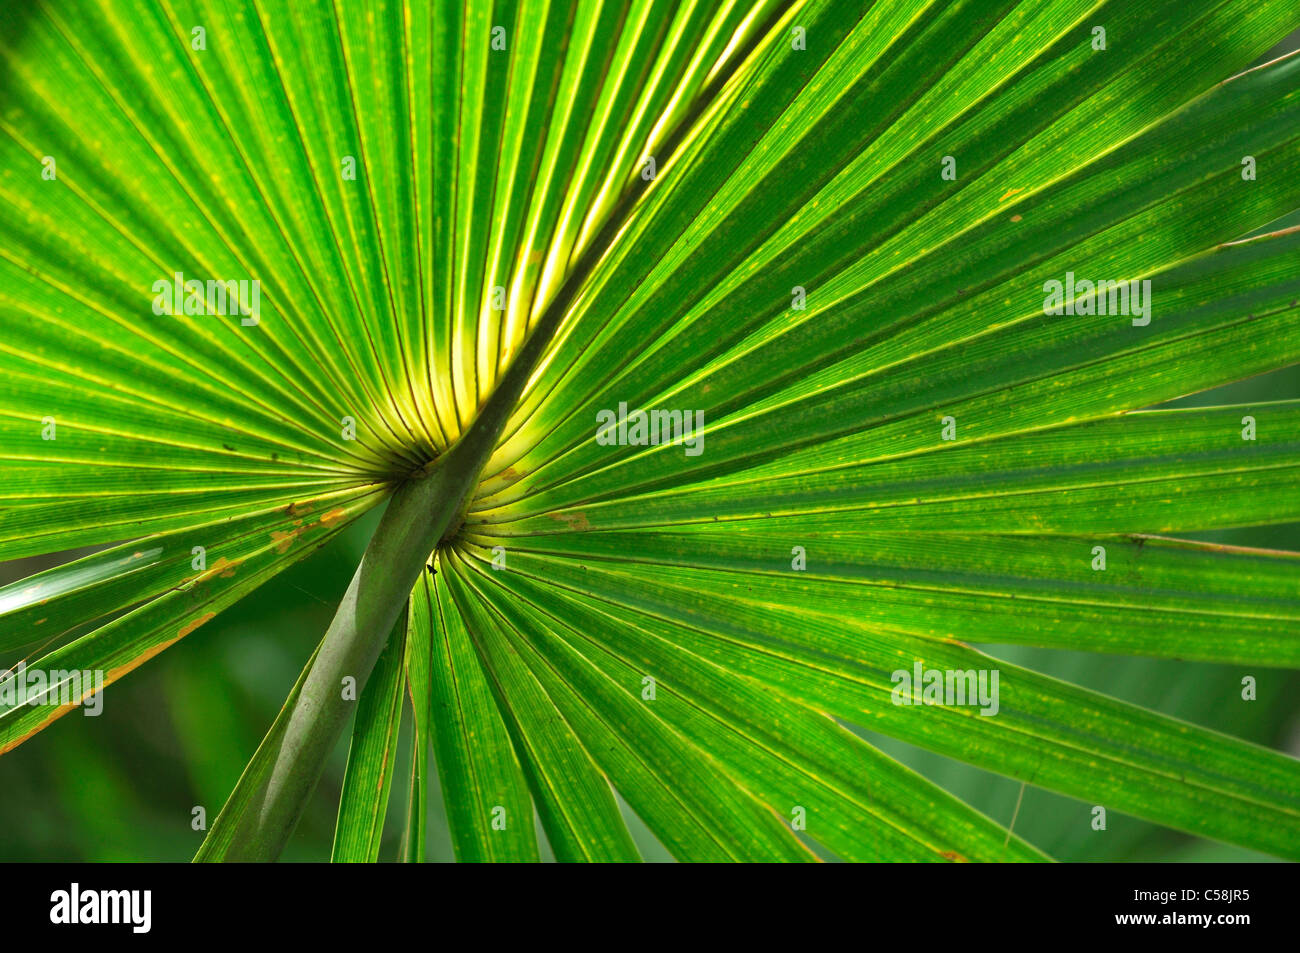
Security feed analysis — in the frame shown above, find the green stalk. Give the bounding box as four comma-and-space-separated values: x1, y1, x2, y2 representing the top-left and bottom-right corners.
193, 441, 487, 861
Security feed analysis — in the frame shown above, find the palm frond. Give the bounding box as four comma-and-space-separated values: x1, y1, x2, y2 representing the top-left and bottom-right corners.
1, 0, 1298, 862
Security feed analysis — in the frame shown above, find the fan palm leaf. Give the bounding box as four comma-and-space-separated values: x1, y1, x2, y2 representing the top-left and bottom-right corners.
1, 0, 1298, 862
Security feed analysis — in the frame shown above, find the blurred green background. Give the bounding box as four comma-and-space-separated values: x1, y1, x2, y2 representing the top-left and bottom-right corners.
2, 31, 1297, 865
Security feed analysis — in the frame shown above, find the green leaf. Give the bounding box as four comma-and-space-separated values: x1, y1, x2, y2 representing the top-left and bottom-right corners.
418, 568, 537, 862
331, 611, 408, 863
465, 527, 1300, 667
453, 546, 1048, 862
400, 592, 433, 863
471, 400, 1300, 535
0, 487, 381, 650
0, 489, 375, 755
3, 0, 1299, 864
442, 556, 643, 862
477, 542, 1300, 858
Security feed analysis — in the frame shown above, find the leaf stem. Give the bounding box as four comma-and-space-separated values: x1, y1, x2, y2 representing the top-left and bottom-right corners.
195, 445, 482, 861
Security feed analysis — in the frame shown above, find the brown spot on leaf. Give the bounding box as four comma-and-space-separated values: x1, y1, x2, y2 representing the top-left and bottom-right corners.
271, 529, 301, 554
320, 507, 347, 527
548, 511, 591, 532
178, 613, 215, 638
196, 556, 241, 583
